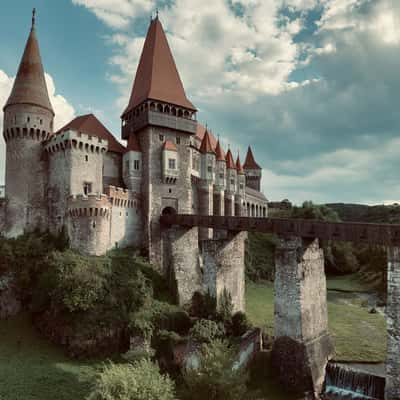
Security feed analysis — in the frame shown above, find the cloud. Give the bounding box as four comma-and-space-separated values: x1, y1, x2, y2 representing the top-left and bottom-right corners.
73, 0, 400, 205
0, 70, 76, 184
71, 0, 154, 29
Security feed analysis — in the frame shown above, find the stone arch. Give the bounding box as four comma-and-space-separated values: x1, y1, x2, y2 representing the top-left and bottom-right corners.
162, 206, 177, 216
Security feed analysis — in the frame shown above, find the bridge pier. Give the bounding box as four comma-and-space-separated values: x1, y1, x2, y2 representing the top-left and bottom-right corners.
272, 236, 333, 398
162, 225, 202, 306
201, 231, 246, 312
386, 247, 400, 400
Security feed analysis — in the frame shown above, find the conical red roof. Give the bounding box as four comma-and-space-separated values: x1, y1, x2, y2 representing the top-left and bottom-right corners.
199, 130, 215, 154
225, 149, 236, 169
123, 17, 195, 116
4, 17, 54, 115
57, 114, 125, 153
126, 134, 141, 152
215, 140, 225, 161
236, 155, 244, 174
243, 146, 261, 170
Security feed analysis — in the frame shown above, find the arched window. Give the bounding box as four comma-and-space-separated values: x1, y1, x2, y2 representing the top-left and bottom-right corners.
171, 107, 176, 116
157, 103, 163, 112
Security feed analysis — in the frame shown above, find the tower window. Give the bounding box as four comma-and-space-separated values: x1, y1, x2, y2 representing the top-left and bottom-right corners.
134, 160, 140, 170
168, 159, 176, 169
159, 134, 164, 142
207, 166, 212, 173
40, 119, 43, 125
219, 173, 224, 179
83, 182, 92, 195
176, 136, 180, 144
85, 155, 89, 162
27, 117, 30, 123
231, 179, 235, 185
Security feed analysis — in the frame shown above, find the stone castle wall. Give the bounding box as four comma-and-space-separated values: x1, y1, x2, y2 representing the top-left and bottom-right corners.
67, 194, 111, 256
45, 130, 107, 233
105, 186, 142, 249
3, 103, 53, 237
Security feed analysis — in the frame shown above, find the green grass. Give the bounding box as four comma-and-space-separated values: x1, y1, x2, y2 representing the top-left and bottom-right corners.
246, 279, 387, 363
326, 273, 372, 292
0, 313, 101, 400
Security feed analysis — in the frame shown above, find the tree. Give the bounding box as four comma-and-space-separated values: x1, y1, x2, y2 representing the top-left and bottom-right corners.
181, 340, 248, 400
87, 359, 177, 400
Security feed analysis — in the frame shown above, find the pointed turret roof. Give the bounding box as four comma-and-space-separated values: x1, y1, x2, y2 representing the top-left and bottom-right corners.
199, 130, 215, 154
236, 154, 244, 174
57, 114, 125, 153
123, 17, 196, 116
4, 10, 54, 115
226, 149, 236, 169
126, 134, 141, 152
243, 146, 261, 170
215, 140, 226, 162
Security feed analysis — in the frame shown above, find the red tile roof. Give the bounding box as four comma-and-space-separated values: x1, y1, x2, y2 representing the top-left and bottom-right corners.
215, 140, 226, 162
126, 134, 141, 152
243, 146, 261, 170
4, 23, 54, 114
57, 114, 125, 153
226, 149, 236, 169
199, 130, 215, 154
162, 140, 177, 151
123, 17, 196, 116
196, 123, 217, 149
236, 155, 244, 174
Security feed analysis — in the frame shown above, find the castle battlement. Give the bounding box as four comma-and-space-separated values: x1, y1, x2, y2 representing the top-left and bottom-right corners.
67, 193, 111, 218
44, 129, 108, 154
3, 126, 52, 143
105, 185, 141, 208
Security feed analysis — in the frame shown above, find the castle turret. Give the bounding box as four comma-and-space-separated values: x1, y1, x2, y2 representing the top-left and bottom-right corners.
225, 149, 237, 216
243, 146, 262, 191
123, 134, 142, 192
199, 130, 215, 239
121, 15, 197, 266
3, 9, 54, 237
214, 139, 226, 217
235, 154, 246, 216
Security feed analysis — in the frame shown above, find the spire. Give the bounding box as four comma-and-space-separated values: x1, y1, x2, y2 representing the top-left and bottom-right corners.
236, 154, 244, 174
225, 149, 236, 169
243, 146, 261, 170
126, 133, 141, 152
199, 130, 215, 154
4, 9, 54, 114
123, 18, 196, 115
215, 140, 226, 162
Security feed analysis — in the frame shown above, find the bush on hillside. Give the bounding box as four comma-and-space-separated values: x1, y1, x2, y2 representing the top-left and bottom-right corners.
181, 340, 248, 400
230, 312, 251, 337
217, 288, 233, 324
189, 291, 217, 319
189, 319, 225, 343
87, 359, 177, 400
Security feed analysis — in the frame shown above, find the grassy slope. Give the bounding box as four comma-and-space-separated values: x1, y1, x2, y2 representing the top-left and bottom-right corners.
0, 314, 100, 400
246, 279, 387, 363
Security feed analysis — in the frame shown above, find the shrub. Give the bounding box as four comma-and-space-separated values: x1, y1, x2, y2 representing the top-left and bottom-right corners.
190, 291, 216, 319
122, 345, 155, 363
87, 359, 177, 400
181, 340, 248, 400
230, 312, 251, 337
189, 319, 225, 343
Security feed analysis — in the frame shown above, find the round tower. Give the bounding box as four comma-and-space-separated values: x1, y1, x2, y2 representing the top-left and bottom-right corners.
225, 149, 237, 216
235, 154, 246, 216
2, 10, 54, 237
243, 146, 262, 192
198, 129, 216, 240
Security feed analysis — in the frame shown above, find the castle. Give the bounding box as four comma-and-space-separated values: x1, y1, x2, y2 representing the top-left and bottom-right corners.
1, 11, 267, 306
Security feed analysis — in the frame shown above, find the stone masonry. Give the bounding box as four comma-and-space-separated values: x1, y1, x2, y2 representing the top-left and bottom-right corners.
272, 236, 333, 398
386, 246, 400, 400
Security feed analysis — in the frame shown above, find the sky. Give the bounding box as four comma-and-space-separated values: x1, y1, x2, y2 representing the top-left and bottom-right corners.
1, 0, 400, 205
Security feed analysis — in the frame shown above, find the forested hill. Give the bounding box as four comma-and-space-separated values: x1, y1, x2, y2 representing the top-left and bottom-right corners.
325, 203, 400, 224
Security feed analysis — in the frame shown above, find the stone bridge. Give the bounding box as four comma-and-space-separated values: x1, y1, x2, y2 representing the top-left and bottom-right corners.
160, 213, 400, 400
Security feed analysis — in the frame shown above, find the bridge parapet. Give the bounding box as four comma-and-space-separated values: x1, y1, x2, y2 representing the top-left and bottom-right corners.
160, 214, 400, 246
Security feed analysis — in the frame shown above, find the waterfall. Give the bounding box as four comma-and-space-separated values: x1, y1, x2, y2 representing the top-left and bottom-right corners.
324, 363, 385, 400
